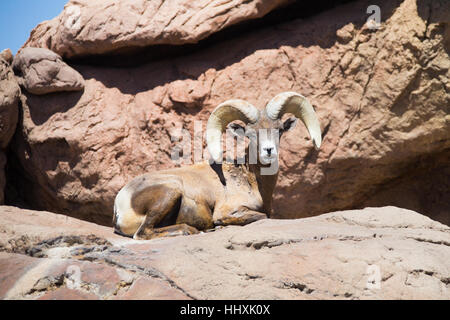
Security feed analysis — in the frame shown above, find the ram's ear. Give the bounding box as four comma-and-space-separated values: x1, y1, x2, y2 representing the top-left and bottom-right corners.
228, 122, 246, 138
282, 116, 298, 132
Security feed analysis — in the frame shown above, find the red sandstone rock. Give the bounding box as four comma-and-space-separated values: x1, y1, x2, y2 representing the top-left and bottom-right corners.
12, 47, 84, 95
0, 56, 19, 149
114, 277, 190, 300
23, 0, 292, 59
0, 205, 448, 300
0, 49, 13, 65
0, 53, 20, 204
38, 288, 99, 300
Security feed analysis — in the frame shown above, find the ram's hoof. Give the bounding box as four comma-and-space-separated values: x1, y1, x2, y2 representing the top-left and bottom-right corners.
133, 224, 200, 240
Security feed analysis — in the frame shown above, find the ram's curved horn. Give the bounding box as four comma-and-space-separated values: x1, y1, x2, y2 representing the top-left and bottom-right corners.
206, 99, 259, 162
265, 92, 322, 149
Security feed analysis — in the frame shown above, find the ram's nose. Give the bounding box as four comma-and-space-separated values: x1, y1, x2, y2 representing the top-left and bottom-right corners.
264, 147, 274, 156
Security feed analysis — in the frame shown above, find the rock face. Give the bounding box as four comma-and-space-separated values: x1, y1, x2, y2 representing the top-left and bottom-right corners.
23, 0, 292, 59
12, 47, 84, 95
8, 0, 449, 226
0, 205, 449, 300
0, 49, 13, 65
0, 57, 19, 149
0, 53, 20, 204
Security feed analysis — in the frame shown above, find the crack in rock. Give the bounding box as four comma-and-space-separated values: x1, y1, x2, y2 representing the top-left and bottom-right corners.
406, 237, 450, 247
1, 234, 112, 258
80, 251, 197, 300
225, 233, 381, 251
281, 281, 315, 295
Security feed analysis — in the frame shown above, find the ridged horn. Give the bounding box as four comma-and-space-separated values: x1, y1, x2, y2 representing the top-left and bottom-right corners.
265, 92, 322, 149
206, 99, 259, 162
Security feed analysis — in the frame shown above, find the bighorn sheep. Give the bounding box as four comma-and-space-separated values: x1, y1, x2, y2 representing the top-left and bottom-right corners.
113, 92, 321, 239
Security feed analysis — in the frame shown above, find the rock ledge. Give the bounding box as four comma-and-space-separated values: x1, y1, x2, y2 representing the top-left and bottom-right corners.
1, 205, 448, 300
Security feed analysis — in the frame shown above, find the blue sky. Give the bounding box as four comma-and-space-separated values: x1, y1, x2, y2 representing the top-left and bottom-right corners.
0, 0, 68, 54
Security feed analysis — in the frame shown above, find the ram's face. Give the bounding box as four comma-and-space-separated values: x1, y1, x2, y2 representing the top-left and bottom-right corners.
228, 112, 298, 164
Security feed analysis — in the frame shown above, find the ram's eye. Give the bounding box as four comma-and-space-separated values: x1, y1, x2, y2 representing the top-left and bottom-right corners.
228, 123, 246, 137
230, 123, 244, 131
282, 117, 298, 132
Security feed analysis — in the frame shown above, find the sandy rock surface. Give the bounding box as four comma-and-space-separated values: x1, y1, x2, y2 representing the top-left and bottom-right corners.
0, 205, 448, 300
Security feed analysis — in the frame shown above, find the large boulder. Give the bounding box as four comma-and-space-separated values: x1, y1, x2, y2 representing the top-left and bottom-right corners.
0, 52, 20, 203
9, 0, 450, 226
0, 205, 449, 299
12, 47, 84, 95
22, 0, 292, 59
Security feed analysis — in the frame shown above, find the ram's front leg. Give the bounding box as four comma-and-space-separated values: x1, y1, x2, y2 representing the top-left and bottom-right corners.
214, 206, 267, 226
135, 223, 199, 240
